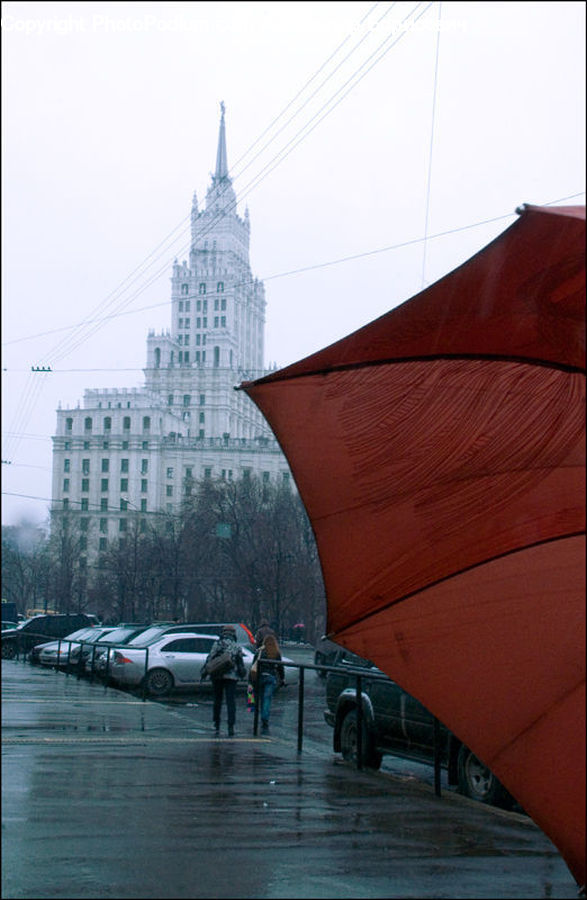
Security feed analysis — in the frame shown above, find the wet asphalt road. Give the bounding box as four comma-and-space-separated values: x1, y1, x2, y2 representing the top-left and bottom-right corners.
1, 651, 579, 899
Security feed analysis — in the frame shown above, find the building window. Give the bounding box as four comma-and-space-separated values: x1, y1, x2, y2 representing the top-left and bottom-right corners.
168, 394, 174, 406
179, 301, 184, 312
199, 429, 205, 438
101, 479, 109, 492
202, 317, 207, 328
140, 499, 147, 512
282, 472, 290, 483
185, 301, 190, 312
199, 283, 206, 294
64, 459, 70, 472
143, 416, 150, 432
214, 316, 219, 328
120, 499, 128, 511
166, 467, 174, 478
141, 459, 148, 474
80, 517, 90, 532
121, 459, 129, 473
179, 318, 183, 329
185, 318, 190, 329
217, 281, 224, 293
199, 394, 205, 406
221, 298, 226, 311
142, 441, 149, 450
83, 441, 90, 450
141, 479, 148, 492
196, 317, 201, 329
79, 536, 87, 551
242, 468, 251, 480
214, 346, 220, 367
204, 468, 212, 480
82, 458, 90, 475
221, 316, 226, 327
104, 417, 111, 431
99, 537, 107, 552
196, 334, 201, 345
214, 299, 219, 311
184, 351, 189, 363
64, 442, 70, 450
199, 412, 205, 424
101, 459, 109, 473
263, 471, 270, 483
119, 518, 127, 531
84, 417, 92, 432
81, 499, 89, 511
183, 395, 191, 407
66, 418, 73, 432
123, 416, 131, 431
166, 485, 173, 497
184, 335, 190, 345
81, 479, 89, 493
103, 441, 109, 449
185, 467, 192, 478
63, 479, 70, 492
120, 479, 128, 492
197, 300, 201, 312
63, 499, 69, 509
123, 441, 130, 450
99, 518, 108, 533
100, 498, 108, 511
181, 283, 189, 295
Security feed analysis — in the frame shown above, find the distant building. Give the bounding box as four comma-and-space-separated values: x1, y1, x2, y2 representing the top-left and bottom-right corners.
51, 104, 291, 562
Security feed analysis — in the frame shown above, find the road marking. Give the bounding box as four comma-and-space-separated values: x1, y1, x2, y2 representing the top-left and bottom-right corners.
2, 734, 271, 745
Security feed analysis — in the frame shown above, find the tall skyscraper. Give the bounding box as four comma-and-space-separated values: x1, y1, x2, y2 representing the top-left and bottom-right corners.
51, 105, 290, 562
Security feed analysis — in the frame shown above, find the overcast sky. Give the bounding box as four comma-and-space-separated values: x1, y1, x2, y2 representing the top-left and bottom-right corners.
2, 0, 585, 528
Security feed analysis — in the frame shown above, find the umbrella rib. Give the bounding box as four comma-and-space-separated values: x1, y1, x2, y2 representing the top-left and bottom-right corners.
239, 354, 586, 389
332, 530, 586, 637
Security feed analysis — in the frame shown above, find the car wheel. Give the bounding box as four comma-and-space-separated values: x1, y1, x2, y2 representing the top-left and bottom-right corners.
340, 708, 382, 769
2, 643, 16, 660
457, 745, 514, 809
144, 668, 174, 697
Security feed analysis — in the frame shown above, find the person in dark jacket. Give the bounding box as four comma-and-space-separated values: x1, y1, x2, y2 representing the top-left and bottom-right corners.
252, 633, 285, 733
254, 620, 276, 649
201, 625, 247, 737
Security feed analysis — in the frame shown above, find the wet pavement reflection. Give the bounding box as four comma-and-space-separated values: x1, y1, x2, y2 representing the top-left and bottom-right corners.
2, 656, 579, 899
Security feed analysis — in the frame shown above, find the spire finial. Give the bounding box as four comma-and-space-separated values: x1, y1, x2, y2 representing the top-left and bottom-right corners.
215, 102, 228, 180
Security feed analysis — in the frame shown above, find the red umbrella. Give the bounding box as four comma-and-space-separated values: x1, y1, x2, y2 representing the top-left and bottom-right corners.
240, 204, 585, 886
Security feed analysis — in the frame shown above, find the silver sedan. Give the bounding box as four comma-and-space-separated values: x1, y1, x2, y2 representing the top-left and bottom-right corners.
109, 632, 256, 697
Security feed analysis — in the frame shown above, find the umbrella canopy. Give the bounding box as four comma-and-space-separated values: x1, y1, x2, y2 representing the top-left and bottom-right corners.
239, 204, 585, 886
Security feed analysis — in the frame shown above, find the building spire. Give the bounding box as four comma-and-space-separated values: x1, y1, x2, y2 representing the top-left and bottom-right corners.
215, 101, 228, 180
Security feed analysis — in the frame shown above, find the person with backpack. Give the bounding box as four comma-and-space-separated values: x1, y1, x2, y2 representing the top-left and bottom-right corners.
201, 625, 247, 737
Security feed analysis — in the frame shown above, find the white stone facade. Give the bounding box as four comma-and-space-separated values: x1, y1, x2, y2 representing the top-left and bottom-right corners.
51, 106, 291, 560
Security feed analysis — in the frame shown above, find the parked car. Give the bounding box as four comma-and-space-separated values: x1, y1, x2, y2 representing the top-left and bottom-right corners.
31, 626, 104, 666
324, 649, 515, 810
182, 622, 255, 649
120, 622, 255, 651
1, 614, 95, 660
109, 632, 255, 697
85, 624, 154, 676
1, 621, 18, 632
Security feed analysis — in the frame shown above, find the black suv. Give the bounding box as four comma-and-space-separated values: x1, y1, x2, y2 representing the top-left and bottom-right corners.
324, 649, 514, 810
1, 614, 94, 660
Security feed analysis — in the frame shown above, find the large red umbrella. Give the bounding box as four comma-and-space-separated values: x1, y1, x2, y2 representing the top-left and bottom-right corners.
240, 204, 585, 886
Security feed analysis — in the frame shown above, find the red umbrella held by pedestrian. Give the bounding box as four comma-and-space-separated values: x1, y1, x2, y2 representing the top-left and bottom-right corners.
239, 204, 586, 887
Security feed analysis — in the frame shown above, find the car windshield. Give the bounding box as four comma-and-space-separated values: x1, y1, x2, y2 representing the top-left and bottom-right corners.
125, 626, 168, 647
83, 628, 114, 643
97, 627, 142, 644
63, 627, 96, 641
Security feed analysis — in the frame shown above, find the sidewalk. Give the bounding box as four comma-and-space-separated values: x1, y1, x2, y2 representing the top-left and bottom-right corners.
1, 660, 579, 899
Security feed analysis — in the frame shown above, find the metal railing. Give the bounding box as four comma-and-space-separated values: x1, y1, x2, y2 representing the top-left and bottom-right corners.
11, 642, 443, 795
